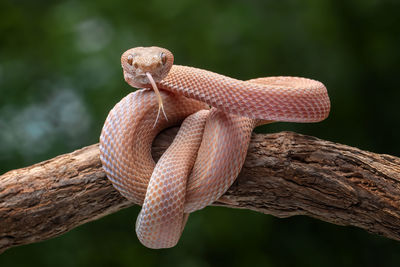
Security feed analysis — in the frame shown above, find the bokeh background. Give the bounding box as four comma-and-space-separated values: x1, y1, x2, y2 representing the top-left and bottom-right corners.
1, 0, 400, 266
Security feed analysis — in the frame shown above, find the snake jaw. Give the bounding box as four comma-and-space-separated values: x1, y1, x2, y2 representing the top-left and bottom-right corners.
146, 72, 168, 127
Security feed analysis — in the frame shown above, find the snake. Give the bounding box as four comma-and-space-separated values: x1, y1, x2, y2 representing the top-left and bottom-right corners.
99, 46, 330, 249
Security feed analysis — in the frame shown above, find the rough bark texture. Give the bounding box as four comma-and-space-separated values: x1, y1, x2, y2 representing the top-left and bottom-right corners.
1, 130, 400, 253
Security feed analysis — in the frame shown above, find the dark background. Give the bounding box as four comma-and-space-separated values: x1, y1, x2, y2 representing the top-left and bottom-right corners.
1, 0, 400, 266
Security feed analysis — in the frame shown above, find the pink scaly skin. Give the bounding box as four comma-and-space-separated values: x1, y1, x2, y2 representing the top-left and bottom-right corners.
99, 46, 330, 249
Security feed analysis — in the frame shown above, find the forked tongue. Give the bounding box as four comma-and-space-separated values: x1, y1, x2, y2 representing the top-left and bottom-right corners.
145, 72, 168, 128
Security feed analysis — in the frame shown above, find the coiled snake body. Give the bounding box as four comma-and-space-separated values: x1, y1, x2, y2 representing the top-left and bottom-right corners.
100, 46, 330, 249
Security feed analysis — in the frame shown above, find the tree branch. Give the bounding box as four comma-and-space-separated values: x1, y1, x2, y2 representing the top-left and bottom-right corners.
1, 129, 400, 253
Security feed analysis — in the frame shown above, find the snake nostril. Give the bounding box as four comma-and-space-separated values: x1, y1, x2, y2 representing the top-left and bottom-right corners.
133, 62, 139, 69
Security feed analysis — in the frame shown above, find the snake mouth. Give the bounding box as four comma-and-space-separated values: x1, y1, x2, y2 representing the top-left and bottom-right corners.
123, 72, 154, 87
123, 64, 166, 86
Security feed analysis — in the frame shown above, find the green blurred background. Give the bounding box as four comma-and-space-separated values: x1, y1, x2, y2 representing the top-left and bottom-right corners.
1, 0, 400, 266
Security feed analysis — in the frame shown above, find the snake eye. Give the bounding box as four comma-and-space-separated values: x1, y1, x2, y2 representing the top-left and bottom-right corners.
160, 52, 167, 65
127, 54, 133, 66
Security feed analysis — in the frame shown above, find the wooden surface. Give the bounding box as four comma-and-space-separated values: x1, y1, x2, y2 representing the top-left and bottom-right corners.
1, 129, 400, 253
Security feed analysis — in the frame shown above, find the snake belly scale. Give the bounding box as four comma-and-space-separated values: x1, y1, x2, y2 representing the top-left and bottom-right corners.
99, 46, 330, 249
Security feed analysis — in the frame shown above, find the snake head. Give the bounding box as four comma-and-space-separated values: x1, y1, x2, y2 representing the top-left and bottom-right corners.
121, 46, 174, 89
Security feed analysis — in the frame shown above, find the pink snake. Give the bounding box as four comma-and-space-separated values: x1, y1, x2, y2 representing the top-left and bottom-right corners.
99, 46, 330, 249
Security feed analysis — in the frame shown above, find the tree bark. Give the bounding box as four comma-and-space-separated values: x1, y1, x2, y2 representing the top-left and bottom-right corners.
1, 129, 400, 253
